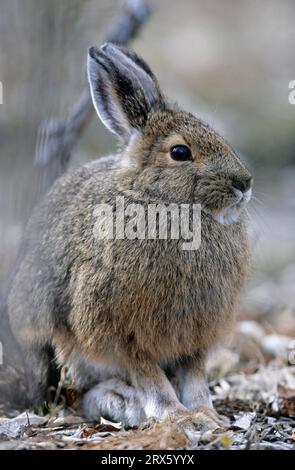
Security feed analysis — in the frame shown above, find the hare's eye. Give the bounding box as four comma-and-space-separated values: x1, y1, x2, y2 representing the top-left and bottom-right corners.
170, 145, 192, 161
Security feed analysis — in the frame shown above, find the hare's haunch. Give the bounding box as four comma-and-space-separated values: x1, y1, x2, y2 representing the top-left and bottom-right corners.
8, 43, 252, 427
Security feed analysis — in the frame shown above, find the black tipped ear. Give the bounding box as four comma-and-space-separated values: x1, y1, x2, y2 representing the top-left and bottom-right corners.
87, 43, 165, 142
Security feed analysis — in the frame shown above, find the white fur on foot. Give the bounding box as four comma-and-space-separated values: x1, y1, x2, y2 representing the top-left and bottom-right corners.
81, 378, 145, 428
177, 407, 230, 433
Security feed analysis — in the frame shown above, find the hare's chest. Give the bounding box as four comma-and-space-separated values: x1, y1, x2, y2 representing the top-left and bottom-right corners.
111, 231, 248, 352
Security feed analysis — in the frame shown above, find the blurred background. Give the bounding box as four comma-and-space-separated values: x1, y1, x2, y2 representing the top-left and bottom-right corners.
0, 0, 294, 335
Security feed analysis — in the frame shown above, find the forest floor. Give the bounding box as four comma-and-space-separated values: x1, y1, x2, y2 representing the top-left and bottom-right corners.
1, 313, 295, 450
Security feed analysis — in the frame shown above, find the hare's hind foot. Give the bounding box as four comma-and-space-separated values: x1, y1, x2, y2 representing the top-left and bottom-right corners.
175, 407, 229, 433
80, 378, 145, 429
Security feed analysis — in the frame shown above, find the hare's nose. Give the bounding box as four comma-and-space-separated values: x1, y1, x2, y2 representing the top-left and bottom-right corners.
232, 176, 253, 193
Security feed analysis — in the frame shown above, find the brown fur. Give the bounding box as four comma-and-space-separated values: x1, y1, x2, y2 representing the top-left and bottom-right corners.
7, 44, 252, 423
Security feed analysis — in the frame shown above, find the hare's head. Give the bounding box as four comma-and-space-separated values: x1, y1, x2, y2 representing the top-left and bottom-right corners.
88, 43, 252, 225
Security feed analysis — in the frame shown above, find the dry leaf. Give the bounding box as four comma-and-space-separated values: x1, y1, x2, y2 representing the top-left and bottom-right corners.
277, 384, 295, 399
277, 384, 295, 418
233, 413, 255, 430
80, 427, 98, 438
220, 434, 233, 449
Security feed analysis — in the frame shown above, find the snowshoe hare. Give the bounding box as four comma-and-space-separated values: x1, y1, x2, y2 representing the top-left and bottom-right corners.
7, 43, 252, 429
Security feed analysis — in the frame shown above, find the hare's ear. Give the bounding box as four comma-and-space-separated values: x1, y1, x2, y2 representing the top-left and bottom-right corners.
87, 43, 165, 142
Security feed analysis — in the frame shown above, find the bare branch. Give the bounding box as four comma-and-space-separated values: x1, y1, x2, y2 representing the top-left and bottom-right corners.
34, 0, 151, 199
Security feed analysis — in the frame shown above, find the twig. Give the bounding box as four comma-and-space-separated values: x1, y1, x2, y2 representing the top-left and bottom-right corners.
25, 411, 31, 427
34, 0, 151, 201
244, 404, 265, 450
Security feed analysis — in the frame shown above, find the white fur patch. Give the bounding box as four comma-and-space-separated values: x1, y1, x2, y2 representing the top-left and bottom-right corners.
209, 187, 252, 225
181, 376, 212, 410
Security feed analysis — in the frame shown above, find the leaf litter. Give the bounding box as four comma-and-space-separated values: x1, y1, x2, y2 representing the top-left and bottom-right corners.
0, 315, 294, 450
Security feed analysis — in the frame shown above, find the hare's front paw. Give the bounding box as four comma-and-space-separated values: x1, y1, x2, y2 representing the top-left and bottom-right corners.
81, 378, 145, 429
174, 407, 229, 433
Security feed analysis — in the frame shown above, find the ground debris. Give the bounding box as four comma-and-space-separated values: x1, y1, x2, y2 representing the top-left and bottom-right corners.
0, 318, 294, 450
0, 412, 47, 440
